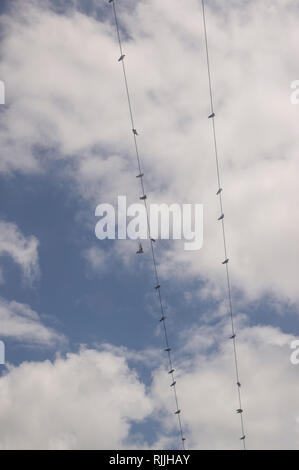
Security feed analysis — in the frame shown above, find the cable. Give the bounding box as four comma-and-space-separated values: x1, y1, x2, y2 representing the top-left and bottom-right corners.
200, 0, 246, 449
108, 0, 186, 450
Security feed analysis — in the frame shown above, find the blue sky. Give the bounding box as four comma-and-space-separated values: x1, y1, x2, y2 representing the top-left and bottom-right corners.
0, 168, 208, 359
0, 0, 299, 450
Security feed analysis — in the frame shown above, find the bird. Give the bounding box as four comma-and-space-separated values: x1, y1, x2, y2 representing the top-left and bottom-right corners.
118, 54, 125, 62
136, 243, 144, 254
208, 112, 215, 118
222, 258, 229, 265
132, 129, 138, 135
216, 188, 223, 195
218, 214, 224, 221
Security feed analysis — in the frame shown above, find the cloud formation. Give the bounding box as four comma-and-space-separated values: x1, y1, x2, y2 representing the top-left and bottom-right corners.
151, 319, 299, 449
0, 221, 63, 346
0, 297, 65, 346
0, 348, 152, 449
0, 0, 298, 450
0, 220, 39, 283
0, 0, 298, 305
0, 322, 297, 449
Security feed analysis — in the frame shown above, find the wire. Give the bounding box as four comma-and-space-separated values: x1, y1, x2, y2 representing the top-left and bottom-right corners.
200, 0, 246, 449
109, 0, 186, 450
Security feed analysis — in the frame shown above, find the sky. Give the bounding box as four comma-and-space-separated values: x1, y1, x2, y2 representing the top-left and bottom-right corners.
0, 0, 299, 450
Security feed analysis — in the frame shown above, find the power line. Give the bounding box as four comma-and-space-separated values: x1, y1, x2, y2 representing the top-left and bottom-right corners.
109, 0, 186, 450
200, 0, 246, 449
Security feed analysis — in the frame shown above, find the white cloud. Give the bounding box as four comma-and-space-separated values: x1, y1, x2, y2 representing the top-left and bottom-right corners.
0, 322, 298, 449
0, 0, 298, 306
0, 348, 152, 450
151, 319, 299, 450
0, 0, 297, 450
0, 221, 63, 346
0, 220, 39, 283
84, 246, 109, 274
0, 297, 66, 346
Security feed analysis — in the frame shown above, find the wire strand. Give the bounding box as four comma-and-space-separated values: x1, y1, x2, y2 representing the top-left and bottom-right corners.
200, 0, 246, 450
109, 0, 186, 450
